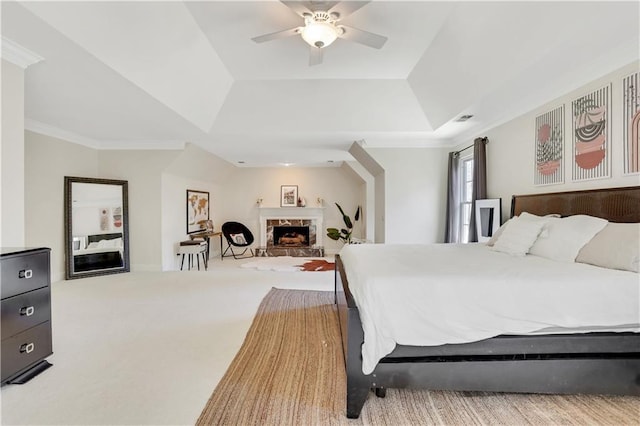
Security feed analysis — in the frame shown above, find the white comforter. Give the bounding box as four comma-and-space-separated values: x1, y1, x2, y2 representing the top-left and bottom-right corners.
339, 243, 640, 374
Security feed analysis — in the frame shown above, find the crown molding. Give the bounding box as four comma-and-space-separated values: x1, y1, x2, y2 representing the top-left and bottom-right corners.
99, 140, 186, 150
25, 119, 102, 149
25, 119, 186, 150
1, 37, 44, 69
359, 137, 455, 149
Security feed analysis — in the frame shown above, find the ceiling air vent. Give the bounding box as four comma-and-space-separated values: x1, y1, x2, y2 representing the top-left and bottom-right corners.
455, 115, 474, 122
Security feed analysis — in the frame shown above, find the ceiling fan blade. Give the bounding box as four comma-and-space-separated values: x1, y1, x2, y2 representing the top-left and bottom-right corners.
327, 1, 370, 20
309, 46, 324, 66
280, 1, 314, 17
251, 27, 301, 44
338, 25, 387, 49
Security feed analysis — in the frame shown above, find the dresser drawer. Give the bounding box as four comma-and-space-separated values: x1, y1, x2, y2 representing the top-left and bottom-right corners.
1, 251, 50, 299
1, 287, 51, 338
1, 321, 52, 382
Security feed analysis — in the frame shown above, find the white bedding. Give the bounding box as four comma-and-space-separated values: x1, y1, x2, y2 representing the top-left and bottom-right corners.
339, 243, 640, 374
74, 246, 122, 256
74, 237, 123, 256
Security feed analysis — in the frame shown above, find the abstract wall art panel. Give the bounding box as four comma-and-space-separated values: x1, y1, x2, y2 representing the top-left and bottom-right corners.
623, 72, 640, 175
534, 105, 564, 185
571, 85, 611, 181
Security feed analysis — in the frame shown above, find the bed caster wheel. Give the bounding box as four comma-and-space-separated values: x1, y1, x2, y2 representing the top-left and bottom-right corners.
374, 387, 387, 398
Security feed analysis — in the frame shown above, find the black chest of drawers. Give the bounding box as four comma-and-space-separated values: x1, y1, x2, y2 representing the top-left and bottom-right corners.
1, 247, 53, 384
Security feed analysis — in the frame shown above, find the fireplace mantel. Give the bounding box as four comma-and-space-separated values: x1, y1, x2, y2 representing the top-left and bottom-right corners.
258, 207, 325, 248
258, 206, 325, 212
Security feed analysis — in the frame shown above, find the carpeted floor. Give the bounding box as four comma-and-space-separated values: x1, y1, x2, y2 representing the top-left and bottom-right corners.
197, 288, 640, 425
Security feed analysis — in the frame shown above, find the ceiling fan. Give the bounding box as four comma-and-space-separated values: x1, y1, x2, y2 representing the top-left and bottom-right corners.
251, 1, 388, 66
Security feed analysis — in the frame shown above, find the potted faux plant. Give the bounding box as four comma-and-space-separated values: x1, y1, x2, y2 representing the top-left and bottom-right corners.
326, 203, 361, 244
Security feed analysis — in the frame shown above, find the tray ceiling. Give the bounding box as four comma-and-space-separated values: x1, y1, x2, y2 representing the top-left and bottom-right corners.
2, 1, 638, 166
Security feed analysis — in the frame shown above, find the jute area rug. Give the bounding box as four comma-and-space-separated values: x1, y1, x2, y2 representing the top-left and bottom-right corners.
197, 289, 639, 425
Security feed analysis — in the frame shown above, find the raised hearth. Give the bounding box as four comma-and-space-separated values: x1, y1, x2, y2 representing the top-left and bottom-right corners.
255, 247, 325, 257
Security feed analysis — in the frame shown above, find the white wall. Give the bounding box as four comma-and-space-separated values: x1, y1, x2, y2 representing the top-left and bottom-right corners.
98, 150, 180, 271
24, 131, 98, 282
160, 174, 221, 270
367, 147, 450, 244
342, 162, 372, 241
1, 59, 26, 247
468, 61, 640, 223
160, 143, 233, 270
71, 182, 123, 236
219, 166, 365, 254
348, 142, 385, 243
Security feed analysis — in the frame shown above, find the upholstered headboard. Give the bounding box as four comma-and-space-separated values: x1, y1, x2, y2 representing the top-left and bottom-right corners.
511, 186, 640, 223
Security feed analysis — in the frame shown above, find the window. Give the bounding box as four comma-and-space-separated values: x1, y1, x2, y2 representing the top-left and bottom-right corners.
459, 156, 474, 243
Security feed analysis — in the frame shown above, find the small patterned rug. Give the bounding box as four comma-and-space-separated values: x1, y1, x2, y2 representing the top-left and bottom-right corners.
196, 289, 639, 425
240, 256, 334, 272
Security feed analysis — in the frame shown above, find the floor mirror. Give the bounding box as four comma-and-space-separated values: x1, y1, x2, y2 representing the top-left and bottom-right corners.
64, 176, 130, 279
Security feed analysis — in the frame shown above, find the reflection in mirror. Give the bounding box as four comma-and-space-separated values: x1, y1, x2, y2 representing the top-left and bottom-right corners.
64, 176, 130, 279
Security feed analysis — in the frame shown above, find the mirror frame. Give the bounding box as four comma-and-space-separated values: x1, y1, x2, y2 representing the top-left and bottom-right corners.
64, 176, 130, 280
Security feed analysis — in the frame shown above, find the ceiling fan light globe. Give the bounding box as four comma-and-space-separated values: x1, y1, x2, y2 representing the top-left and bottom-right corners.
301, 21, 338, 48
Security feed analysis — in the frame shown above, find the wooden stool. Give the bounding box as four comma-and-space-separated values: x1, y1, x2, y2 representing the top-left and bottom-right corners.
178, 241, 207, 271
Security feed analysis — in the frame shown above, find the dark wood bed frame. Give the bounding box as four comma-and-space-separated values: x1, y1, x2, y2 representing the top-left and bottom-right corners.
73, 233, 124, 273
334, 186, 640, 418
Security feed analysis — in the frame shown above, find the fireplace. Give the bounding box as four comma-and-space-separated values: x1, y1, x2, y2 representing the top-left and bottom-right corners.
266, 219, 315, 248
273, 226, 310, 247
258, 207, 325, 257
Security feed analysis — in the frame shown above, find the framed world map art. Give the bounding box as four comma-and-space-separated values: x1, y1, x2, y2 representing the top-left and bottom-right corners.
534, 105, 564, 186
186, 189, 210, 234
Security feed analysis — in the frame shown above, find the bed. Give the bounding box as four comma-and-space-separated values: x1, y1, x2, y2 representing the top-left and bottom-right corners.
334, 186, 640, 418
73, 233, 124, 272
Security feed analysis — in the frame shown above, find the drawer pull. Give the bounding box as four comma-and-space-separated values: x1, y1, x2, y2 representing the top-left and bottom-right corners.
18, 269, 33, 279
20, 306, 35, 316
20, 343, 35, 354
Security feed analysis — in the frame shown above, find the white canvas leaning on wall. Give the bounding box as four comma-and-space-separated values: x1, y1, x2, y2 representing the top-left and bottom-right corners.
475, 199, 501, 243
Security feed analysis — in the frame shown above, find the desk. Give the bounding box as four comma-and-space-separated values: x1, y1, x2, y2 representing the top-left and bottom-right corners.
189, 231, 223, 260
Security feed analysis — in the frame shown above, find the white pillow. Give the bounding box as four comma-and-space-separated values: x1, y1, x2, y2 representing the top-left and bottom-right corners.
230, 233, 247, 245
528, 214, 608, 262
97, 239, 114, 248
518, 211, 555, 222
576, 223, 639, 272
486, 220, 509, 247
490, 216, 547, 256
487, 213, 561, 247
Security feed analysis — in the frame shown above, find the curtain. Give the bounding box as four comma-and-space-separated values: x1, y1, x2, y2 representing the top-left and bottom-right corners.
468, 137, 488, 243
444, 152, 460, 243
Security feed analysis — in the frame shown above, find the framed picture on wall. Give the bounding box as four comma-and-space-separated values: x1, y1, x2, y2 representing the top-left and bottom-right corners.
571, 84, 611, 181
623, 71, 640, 175
186, 189, 210, 234
475, 199, 501, 243
280, 185, 298, 207
534, 105, 564, 186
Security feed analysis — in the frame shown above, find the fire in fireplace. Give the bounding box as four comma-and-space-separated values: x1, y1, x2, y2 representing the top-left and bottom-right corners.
273, 226, 310, 247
